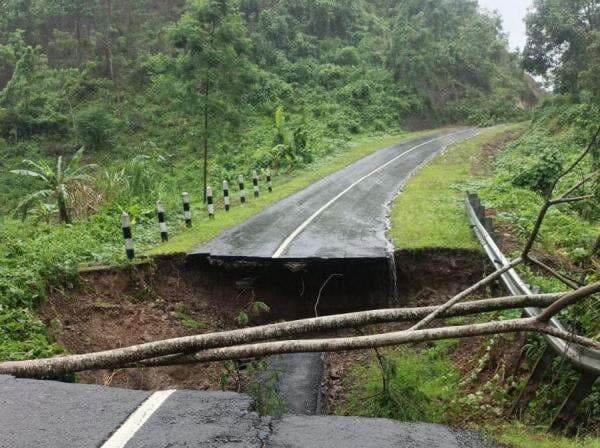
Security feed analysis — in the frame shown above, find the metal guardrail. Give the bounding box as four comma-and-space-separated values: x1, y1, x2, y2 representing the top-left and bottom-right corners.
465, 194, 600, 375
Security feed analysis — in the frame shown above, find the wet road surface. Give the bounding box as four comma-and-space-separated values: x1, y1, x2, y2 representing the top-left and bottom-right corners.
194, 128, 481, 259
0, 375, 498, 447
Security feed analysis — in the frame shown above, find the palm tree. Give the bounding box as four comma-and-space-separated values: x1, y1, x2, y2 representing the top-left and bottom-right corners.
11, 147, 97, 224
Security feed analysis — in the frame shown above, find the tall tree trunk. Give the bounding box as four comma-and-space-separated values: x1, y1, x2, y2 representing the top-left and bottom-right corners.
203, 76, 210, 203
75, 3, 81, 66
202, 25, 215, 203
103, 0, 114, 80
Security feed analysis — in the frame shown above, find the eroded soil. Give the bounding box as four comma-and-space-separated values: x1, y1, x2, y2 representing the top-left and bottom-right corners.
39, 249, 491, 393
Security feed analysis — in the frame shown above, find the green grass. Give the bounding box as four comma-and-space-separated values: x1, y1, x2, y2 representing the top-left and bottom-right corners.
389, 124, 526, 250
341, 347, 461, 423
495, 423, 600, 448
147, 129, 438, 255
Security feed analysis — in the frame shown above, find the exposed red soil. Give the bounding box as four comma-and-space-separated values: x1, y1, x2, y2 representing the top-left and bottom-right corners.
40, 255, 248, 391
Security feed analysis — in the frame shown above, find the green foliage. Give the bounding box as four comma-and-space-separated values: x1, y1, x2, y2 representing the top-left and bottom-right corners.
523, 0, 600, 99
0, 308, 64, 362
345, 348, 460, 422
387, 0, 528, 124
0, 0, 535, 368
247, 359, 286, 417
75, 105, 117, 151
235, 299, 269, 327
10, 147, 97, 223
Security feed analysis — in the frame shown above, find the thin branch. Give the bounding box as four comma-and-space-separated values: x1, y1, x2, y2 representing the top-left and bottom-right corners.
548, 125, 600, 195
556, 171, 598, 200
522, 202, 551, 257
550, 195, 594, 205
527, 256, 583, 290
408, 258, 523, 331
522, 128, 599, 257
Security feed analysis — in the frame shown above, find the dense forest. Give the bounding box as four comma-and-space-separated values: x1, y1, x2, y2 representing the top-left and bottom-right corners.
0, 0, 537, 209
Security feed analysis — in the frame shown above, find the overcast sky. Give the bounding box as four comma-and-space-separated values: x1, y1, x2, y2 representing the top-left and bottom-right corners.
478, 0, 533, 50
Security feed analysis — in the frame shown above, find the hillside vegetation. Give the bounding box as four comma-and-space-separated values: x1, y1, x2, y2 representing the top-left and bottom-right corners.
0, 0, 536, 361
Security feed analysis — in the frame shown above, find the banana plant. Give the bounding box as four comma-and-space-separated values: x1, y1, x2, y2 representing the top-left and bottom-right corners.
11, 147, 97, 224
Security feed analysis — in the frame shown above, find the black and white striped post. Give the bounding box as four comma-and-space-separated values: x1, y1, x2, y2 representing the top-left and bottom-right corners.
252, 170, 259, 198
223, 180, 231, 212
266, 168, 273, 193
156, 200, 168, 242
207, 187, 215, 219
121, 212, 135, 260
238, 175, 246, 204
182, 192, 192, 227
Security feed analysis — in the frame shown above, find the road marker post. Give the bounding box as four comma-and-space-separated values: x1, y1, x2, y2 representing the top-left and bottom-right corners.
266, 168, 273, 193
252, 170, 259, 198
239, 175, 246, 204
182, 192, 192, 227
223, 180, 231, 212
207, 187, 215, 219
156, 200, 168, 242
121, 212, 135, 260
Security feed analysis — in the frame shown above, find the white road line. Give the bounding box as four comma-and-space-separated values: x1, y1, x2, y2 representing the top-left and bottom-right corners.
272, 128, 477, 258
101, 390, 175, 448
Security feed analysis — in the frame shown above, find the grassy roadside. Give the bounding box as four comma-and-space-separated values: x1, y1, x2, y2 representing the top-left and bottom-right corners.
147, 129, 438, 255
336, 123, 600, 447
389, 124, 527, 250
336, 346, 600, 448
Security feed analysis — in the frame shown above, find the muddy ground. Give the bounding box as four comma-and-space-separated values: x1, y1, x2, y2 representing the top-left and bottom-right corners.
39, 249, 491, 392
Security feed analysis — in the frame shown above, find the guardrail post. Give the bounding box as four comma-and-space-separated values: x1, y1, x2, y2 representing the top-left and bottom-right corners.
252, 170, 259, 198
182, 192, 192, 227
121, 212, 134, 260
156, 200, 168, 242
550, 372, 598, 434
207, 187, 214, 219
266, 168, 273, 193
223, 180, 230, 212
511, 347, 555, 418
239, 175, 246, 204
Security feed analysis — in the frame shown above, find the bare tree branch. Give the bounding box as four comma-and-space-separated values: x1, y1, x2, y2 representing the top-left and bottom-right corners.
555, 170, 598, 200
550, 194, 594, 205
0, 293, 562, 378
527, 256, 583, 290
408, 258, 523, 331
548, 125, 600, 195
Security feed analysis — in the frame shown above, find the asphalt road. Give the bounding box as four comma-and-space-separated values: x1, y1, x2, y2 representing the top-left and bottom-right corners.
194, 128, 482, 417
194, 128, 481, 259
0, 375, 498, 447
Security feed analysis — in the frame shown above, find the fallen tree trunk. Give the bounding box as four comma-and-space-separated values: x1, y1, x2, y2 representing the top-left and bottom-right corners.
0, 294, 562, 378
137, 318, 599, 367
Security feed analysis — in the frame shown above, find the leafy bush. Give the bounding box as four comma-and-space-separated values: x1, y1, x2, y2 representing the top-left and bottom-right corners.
76, 105, 117, 151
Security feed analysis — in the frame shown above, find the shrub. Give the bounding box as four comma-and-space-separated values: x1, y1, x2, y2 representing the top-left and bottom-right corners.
75, 105, 117, 151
